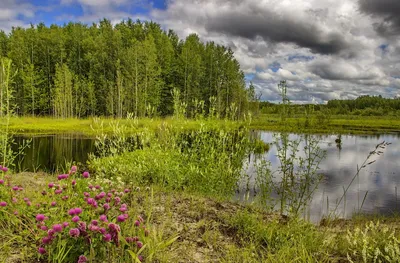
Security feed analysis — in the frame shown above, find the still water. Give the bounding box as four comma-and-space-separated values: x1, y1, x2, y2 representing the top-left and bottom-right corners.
13, 134, 95, 172
12, 132, 400, 220
242, 132, 400, 221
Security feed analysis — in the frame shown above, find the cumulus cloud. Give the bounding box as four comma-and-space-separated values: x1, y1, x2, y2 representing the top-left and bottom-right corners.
359, 0, 400, 37
2, 0, 399, 103
0, 0, 34, 32
150, 0, 400, 103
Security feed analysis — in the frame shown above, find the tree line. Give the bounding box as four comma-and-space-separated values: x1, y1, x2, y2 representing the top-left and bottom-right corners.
259, 94, 400, 117
0, 19, 249, 118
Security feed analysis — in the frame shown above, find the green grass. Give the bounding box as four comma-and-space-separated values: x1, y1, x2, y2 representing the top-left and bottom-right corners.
2, 117, 245, 135
251, 114, 400, 134
3, 173, 400, 262
3, 115, 400, 136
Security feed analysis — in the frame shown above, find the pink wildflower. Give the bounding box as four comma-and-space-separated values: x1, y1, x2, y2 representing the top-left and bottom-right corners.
36, 214, 46, 222
38, 247, 46, 255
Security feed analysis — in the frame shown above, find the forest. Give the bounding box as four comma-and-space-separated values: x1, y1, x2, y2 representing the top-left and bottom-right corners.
0, 19, 248, 118
258, 95, 400, 117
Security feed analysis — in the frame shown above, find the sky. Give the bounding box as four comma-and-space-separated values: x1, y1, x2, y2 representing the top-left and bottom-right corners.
1, 0, 400, 103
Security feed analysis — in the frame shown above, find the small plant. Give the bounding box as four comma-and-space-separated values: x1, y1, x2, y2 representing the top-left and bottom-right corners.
346, 221, 400, 263
0, 165, 176, 262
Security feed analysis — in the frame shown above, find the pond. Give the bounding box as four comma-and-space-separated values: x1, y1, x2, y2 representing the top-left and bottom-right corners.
11, 131, 400, 221
12, 134, 95, 172
241, 131, 400, 221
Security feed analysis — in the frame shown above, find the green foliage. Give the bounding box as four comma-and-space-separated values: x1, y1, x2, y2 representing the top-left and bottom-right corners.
346, 221, 400, 263
89, 122, 251, 197
254, 134, 326, 216
1, 20, 249, 119
226, 211, 331, 262
0, 167, 176, 262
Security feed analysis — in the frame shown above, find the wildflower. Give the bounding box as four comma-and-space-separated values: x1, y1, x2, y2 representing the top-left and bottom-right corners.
88, 224, 99, 232
119, 204, 127, 212
69, 228, 80, 238
71, 166, 77, 173
78, 221, 87, 232
86, 198, 94, 205
125, 237, 135, 243
138, 255, 143, 262
55, 189, 62, 194
12, 197, 17, 203
92, 201, 98, 208
12, 186, 18, 191
134, 220, 140, 227
0, 179, 3, 184
53, 224, 63, 233
99, 227, 106, 234
41, 191, 47, 196
38, 247, 46, 255
114, 197, 121, 204
74, 207, 83, 215
95, 192, 106, 200
1, 166, 8, 172
105, 197, 111, 203
41, 225, 48, 231
26, 201, 32, 206
136, 241, 143, 249
99, 214, 108, 222
63, 222, 69, 228
36, 214, 46, 222
13, 210, 19, 215
47, 229, 55, 236
62, 196, 69, 200
48, 183, 54, 188
103, 233, 112, 242
95, 185, 100, 190
42, 236, 52, 245
91, 220, 98, 226
124, 189, 130, 193
117, 215, 127, 222
72, 180, 76, 186
51, 201, 56, 206
77, 255, 87, 263
103, 203, 110, 211
107, 192, 112, 197
82, 171, 89, 178
72, 216, 80, 223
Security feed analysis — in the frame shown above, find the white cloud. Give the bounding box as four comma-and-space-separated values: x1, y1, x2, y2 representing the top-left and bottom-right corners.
150, 0, 400, 103
0, 0, 33, 32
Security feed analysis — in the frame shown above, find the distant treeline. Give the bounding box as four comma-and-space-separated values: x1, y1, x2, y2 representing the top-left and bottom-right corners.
259, 95, 400, 116
0, 19, 249, 118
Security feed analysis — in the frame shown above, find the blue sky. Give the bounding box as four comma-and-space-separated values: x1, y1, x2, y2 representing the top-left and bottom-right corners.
2, 0, 400, 102
16, 0, 167, 26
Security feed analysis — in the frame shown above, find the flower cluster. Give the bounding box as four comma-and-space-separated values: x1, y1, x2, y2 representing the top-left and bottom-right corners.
0, 165, 148, 262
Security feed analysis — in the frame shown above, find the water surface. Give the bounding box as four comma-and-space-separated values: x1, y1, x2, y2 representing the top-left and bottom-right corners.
12, 131, 400, 221
242, 132, 400, 221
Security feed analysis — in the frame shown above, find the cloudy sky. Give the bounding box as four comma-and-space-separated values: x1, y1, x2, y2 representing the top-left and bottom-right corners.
1, 0, 400, 103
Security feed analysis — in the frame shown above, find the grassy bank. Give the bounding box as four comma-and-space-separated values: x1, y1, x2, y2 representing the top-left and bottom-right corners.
251, 114, 400, 134
2, 117, 245, 136
2, 172, 400, 262
4, 115, 400, 136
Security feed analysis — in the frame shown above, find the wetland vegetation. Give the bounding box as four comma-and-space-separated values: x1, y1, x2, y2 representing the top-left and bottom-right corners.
1, 21, 400, 263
